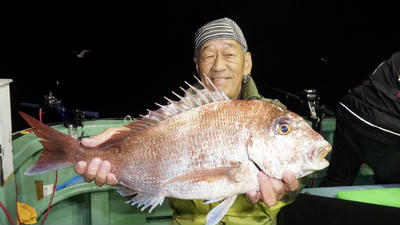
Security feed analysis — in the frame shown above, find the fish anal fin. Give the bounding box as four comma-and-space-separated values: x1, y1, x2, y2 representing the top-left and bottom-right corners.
115, 186, 138, 197
164, 162, 241, 185
115, 182, 165, 213
123, 192, 165, 213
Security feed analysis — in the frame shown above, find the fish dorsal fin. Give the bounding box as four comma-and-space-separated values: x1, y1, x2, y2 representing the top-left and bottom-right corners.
140, 75, 229, 124
97, 75, 228, 149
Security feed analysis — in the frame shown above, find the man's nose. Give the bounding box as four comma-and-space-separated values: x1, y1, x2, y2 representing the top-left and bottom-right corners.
211, 54, 226, 71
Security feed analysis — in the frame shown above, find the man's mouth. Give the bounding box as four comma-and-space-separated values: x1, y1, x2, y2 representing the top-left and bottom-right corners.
211, 77, 230, 82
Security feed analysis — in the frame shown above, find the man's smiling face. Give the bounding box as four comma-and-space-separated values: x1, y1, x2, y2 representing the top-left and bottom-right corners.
195, 39, 252, 99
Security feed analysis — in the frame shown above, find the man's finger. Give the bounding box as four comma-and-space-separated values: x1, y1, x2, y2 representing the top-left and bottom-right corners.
246, 190, 260, 204
80, 127, 129, 148
106, 173, 118, 186
258, 172, 276, 206
270, 178, 286, 200
94, 160, 111, 187
74, 161, 87, 175
80, 138, 100, 148
282, 171, 299, 192
84, 157, 101, 182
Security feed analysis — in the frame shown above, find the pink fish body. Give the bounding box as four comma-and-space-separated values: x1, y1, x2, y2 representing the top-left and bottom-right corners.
20, 77, 331, 225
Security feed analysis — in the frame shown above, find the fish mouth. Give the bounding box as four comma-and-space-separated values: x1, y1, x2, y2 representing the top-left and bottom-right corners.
316, 145, 331, 162
309, 143, 331, 164
306, 144, 331, 171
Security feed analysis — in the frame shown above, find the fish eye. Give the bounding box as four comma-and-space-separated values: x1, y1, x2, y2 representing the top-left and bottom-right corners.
277, 124, 291, 135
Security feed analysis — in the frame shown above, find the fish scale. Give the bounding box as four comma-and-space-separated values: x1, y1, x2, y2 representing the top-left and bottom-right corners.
19, 76, 331, 225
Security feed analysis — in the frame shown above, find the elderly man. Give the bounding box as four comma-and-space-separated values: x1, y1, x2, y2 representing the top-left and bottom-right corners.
75, 18, 303, 225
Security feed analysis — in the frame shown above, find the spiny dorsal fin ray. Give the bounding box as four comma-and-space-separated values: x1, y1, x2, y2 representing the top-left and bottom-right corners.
97, 75, 229, 149
198, 73, 229, 101
141, 75, 228, 123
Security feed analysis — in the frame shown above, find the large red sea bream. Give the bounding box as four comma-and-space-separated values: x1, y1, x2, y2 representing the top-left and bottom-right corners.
20, 76, 331, 225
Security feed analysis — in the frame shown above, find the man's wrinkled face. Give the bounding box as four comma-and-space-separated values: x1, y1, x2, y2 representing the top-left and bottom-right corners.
194, 39, 252, 99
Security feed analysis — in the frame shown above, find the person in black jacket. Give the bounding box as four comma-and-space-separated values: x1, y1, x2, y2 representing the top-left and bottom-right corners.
320, 51, 400, 186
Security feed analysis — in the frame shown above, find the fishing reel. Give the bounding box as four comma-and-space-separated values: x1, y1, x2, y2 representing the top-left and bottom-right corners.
302, 89, 320, 122
42, 91, 84, 128
43, 91, 62, 108
301, 89, 333, 132
264, 84, 334, 133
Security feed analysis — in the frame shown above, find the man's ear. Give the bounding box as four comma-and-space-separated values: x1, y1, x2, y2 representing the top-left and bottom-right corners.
194, 56, 199, 74
244, 52, 252, 76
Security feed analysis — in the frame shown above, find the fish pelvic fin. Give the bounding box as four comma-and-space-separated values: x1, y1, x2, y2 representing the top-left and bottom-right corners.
203, 197, 224, 205
19, 111, 75, 175
206, 195, 238, 225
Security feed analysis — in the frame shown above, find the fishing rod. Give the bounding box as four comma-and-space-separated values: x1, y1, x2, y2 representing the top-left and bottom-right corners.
19, 91, 99, 128
18, 90, 100, 140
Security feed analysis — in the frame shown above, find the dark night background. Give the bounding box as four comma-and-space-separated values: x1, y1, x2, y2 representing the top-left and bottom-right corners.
0, 0, 398, 132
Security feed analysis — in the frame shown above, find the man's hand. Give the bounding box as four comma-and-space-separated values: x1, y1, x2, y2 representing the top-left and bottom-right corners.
246, 171, 299, 206
75, 158, 118, 186
74, 127, 128, 186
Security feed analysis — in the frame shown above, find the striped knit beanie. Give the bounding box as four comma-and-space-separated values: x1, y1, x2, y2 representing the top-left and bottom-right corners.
194, 18, 248, 56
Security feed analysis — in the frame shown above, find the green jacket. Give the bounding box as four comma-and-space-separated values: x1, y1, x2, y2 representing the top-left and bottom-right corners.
168, 77, 306, 225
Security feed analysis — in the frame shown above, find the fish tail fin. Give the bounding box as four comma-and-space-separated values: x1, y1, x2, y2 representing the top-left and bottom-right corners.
19, 111, 76, 175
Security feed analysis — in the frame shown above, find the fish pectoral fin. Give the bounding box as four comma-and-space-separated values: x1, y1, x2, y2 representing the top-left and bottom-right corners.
164, 163, 241, 185
126, 192, 165, 213
206, 195, 238, 225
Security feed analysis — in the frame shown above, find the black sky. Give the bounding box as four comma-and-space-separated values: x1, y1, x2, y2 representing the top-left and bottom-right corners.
0, 0, 398, 131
